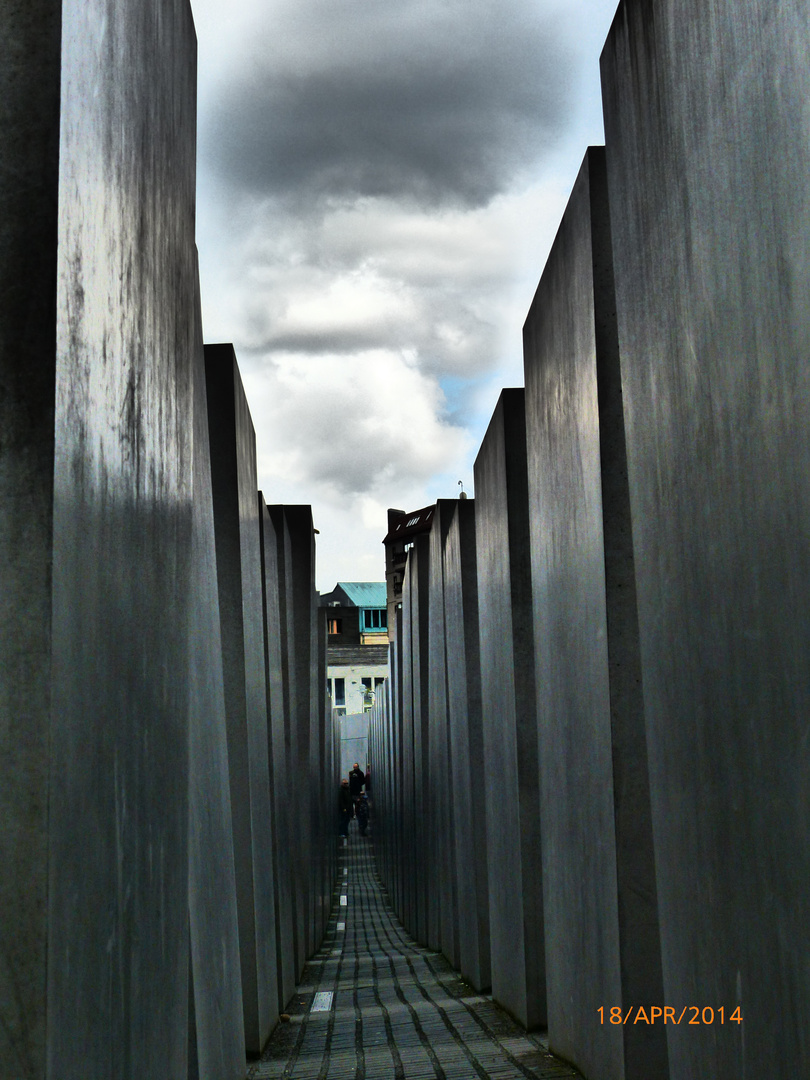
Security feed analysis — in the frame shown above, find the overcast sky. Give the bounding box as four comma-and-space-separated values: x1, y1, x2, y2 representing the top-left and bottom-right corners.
190, 0, 619, 592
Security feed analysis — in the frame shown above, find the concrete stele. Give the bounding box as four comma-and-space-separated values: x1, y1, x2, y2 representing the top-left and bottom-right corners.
474, 388, 546, 1029
205, 343, 279, 1053
2, 0, 200, 1072
189, 277, 245, 1080
523, 146, 665, 1079
428, 501, 459, 965
259, 496, 297, 1012
442, 497, 491, 992
602, 1, 810, 1074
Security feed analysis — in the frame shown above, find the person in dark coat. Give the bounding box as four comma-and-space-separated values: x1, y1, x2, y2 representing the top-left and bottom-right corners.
338, 779, 353, 837
349, 763, 365, 802
356, 793, 369, 837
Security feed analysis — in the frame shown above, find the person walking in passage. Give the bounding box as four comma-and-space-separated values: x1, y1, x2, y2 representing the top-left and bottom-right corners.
338, 778, 353, 838
349, 762, 365, 806
355, 792, 369, 837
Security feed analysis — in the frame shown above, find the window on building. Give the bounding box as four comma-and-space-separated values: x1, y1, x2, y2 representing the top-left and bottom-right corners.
328, 618, 342, 635
361, 677, 373, 713
375, 677, 385, 689
361, 608, 387, 631
334, 678, 345, 706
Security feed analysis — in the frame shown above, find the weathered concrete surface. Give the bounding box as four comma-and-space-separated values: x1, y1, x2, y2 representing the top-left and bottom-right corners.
283, 506, 318, 969
314, 615, 333, 947
428, 502, 458, 964
400, 558, 417, 937
523, 147, 665, 1079
474, 389, 545, 1030
339, 713, 370, 781
443, 498, 491, 992
389, 609, 405, 918
403, 533, 432, 946
602, 3, 810, 1075
269, 505, 323, 975
206, 344, 278, 1054
47, 0, 199, 1074
0, 0, 61, 1072
189, 276, 245, 1080
259, 496, 296, 1011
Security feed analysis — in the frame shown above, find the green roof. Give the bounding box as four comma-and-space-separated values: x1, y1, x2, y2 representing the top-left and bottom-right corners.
337, 582, 387, 607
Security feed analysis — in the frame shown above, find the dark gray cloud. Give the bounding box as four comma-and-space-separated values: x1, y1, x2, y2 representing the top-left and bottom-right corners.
200, 0, 574, 207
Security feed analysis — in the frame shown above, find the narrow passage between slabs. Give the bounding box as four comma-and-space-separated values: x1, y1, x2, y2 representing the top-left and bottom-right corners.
246, 825, 583, 1080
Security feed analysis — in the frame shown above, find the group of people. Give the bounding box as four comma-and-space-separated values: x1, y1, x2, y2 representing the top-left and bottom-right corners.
338, 762, 371, 838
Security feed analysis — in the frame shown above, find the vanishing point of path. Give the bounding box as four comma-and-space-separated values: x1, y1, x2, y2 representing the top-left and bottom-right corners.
246, 825, 582, 1080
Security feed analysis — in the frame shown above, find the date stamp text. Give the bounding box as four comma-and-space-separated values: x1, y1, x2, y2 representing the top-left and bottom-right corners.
598, 1006, 743, 1026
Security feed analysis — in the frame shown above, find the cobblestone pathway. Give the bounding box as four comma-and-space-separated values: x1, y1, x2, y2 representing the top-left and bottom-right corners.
246, 827, 582, 1080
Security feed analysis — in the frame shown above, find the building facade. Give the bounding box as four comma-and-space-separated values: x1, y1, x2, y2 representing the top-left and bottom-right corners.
320, 582, 389, 715
382, 506, 435, 641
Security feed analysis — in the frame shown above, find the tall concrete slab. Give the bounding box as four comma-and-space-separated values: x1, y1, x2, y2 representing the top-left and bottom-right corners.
269, 505, 319, 974
405, 533, 431, 945
1, 0, 200, 1072
389, 611, 405, 917
523, 147, 665, 1079
0, 0, 61, 1072
399, 559, 417, 934
428, 502, 459, 964
339, 713, 370, 780
267, 505, 300, 970
259, 496, 296, 1011
474, 389, 545, 1030
284, 507, 318, 967
206, 344, 278, 1054
315, 612, 330, 947
189, 277, 245, 1080
443, 498, 491, 992
602, 3, 810, 1075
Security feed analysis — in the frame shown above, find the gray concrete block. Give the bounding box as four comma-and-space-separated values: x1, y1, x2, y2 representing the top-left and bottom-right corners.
0, 0, 199, 1072
602, 4, 810, 1074
395, 604, 404, 912
388, 612, 405, 918
428, 502, 459, 964
474, 389, 545, 1030
0, 0, 61, 1072
523, 147, 665, 1079
269, 505, 318, 974
402, 534, 432, 945
400, 561, 417, 935
315, 612, 330, 947
400, 546, 427, 941
189, 277, 245, 1080
267, 505, 305, 978
284, 507, 318, 967
442, 498, 491, 992
340, 713, 370, 781
206, 344, 278, 1054
259, 496, 297, 1011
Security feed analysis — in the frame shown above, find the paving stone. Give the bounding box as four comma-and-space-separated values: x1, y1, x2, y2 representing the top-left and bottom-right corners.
246, 830, 583, 1080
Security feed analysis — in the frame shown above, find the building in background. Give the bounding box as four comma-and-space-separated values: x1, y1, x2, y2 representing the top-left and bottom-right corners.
382, 506, 435, 641
320, 582, 388, 715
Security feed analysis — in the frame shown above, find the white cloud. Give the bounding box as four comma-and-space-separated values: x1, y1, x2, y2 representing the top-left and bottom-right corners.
191, 0, 621, 586
241, 349, 469, 497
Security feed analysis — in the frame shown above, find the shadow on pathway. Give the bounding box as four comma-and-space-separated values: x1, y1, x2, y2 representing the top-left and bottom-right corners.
247, 826, 582, 1079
